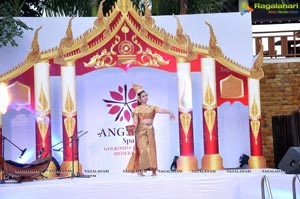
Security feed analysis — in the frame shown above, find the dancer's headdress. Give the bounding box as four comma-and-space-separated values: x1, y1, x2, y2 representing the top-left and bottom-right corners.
132, 83, 144, 94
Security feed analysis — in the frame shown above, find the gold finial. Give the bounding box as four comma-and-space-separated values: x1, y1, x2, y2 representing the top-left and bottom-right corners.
143, 0, 155, 26
94, 0, 105, 27
205, 21, 223, 58
174, 14, 187, 45
132, 83, 144, 94
162, 30, 171, 50
80, 32, 89, 53
61, 17, 75, 48
250, 40, 264, 80
186, 34, 196, 61
54, 42, 65, 65
26, 26, 42, 64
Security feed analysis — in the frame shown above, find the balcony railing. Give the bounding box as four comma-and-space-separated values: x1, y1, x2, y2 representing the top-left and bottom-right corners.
253, 29, 300, 58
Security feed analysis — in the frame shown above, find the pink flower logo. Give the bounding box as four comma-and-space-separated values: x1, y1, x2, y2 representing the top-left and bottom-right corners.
103, 84, 137, 122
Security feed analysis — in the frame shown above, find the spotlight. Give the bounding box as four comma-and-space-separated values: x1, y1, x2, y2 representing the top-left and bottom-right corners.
239, 154, 249, 169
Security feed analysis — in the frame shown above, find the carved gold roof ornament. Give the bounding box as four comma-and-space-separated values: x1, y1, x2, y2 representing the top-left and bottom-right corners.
186, 34, 197, 61
138, 48, 169, 66
250, 40, 264, 80
117, 0, 131, 14
54, 42, 66, 65
1, 0, 253, 81
103, 18, 111, 38
61, 17, 75, 49
143, 0, 155, 27
132, 35, 143, 54
205, 21, 223, 59
140, 20, 148, 37
84, 49, 116, 68
94, 0, 106, 27
80, 32, 89, 53
162, 29, 171, 51
174, 14, 187, 45
26, 26, 42, 64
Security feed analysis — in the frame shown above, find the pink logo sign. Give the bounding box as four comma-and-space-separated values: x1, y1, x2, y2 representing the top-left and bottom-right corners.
103, 84, 137, 122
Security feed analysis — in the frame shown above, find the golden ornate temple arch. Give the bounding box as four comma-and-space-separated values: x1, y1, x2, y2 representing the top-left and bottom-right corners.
0, 0, 266, 176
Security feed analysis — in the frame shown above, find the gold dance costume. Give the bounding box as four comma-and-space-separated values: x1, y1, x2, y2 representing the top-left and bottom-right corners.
126, 105, 158, 171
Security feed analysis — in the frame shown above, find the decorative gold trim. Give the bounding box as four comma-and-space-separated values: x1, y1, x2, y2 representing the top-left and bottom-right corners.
65, 88, 75, 113
0, 0, 252, 81
64, 117, 75, 139
205, 21, 223, 59
250, 97, 259, 118
204, 109, 216, 140
84, 49, 116, 68
250, 40, 264, 80
204, 81, 215, 106
37, 83, 49, 112
26, 26, 42, 65
37, 115, 49, 147
180, 113, 191, 143
137, 48, 169, 66
220, 75, 244, 99
250, 120, 260, 145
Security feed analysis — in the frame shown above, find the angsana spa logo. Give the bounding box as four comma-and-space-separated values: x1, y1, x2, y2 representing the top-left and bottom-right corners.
98, 84, 137, 145
103, 84, 137, 122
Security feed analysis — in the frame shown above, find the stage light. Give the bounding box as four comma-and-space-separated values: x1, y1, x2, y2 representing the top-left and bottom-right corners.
0, 82, 10, 114
170, 156, 179, 171
239, 154, 249, 169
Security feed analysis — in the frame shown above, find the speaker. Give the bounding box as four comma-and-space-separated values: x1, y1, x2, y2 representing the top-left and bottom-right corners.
278, 147, 300, 174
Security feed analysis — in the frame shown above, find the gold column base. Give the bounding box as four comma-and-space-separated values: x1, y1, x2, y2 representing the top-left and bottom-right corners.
0, 157, 4, 180
248, 156, 267, 169
60, 160, 83, 177
176, 156, 198, 171
40, 161, 60, 179
201, 154, 224, 170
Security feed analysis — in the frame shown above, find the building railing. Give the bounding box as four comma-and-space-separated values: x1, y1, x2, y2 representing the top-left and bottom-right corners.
253, 29, 300, 58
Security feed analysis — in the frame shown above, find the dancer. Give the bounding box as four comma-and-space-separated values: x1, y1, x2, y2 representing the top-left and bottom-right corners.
126, 83, 175, 176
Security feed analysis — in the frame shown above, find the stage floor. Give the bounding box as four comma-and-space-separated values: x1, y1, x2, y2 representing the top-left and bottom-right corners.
0, 169, 298, 199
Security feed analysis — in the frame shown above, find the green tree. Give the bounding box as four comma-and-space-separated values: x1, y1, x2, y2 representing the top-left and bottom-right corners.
0, 0, 237, 47
0, 1, 32, 47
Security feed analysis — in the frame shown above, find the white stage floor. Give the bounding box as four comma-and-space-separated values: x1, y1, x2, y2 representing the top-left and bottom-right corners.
0, 169, 298, 199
